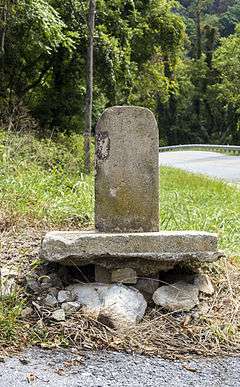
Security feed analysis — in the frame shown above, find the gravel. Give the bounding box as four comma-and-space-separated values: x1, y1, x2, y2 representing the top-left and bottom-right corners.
0, 348, 239, 386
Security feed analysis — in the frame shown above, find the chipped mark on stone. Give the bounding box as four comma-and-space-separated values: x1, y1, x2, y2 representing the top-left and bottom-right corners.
110, 188, 117, 198
96, 132, 110, 161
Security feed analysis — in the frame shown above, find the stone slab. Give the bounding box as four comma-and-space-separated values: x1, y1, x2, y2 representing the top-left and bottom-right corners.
41, 231, 223, 271
95, 106, 159, 233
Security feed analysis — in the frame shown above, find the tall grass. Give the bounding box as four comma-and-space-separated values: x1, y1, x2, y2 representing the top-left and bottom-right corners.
0, 129, 239, 256
0, 130, 94, 226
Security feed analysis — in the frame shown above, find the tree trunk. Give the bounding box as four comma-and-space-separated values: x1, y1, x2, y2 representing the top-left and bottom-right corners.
84, 0, 96, 175
0, 0, 8, 96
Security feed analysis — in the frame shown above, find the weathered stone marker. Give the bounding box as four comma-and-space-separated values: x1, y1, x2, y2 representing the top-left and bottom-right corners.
41, 106, 223, 276
95, 106, 159, 232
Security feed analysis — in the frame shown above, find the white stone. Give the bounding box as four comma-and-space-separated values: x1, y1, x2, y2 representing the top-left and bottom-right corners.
153, 281, 199, 312
66, 283, 147, 326
57, 290, 74, 304
61, 302, 80, 315
100, 284, 147, 325
52, 309, 65, 321
66, 283, 106, 312
194, 274, 214, 295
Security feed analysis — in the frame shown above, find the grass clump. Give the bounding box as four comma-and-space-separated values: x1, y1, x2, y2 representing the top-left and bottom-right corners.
0, 293, 26, 352
0, 130, 94, 227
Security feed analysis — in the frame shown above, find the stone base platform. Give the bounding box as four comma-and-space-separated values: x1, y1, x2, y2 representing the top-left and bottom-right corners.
40, 231, 224, 274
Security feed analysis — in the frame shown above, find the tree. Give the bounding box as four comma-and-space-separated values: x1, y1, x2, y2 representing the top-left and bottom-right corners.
214, 25, 240, 105
84, 0, 96, 175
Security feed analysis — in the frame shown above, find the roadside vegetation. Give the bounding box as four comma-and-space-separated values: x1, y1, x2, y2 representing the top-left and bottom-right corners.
0, 130, 239, 256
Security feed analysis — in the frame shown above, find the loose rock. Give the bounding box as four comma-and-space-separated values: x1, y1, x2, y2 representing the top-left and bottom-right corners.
153, 281, 199, 312
194, 274, 214, 295
52, 309, 65, 322
58, 290, 74, 304
48, 287, 58, 297
21, 307, 34, 318
66, 284, 106, 312
134, 278, 159, 301
111, 268, 137, 285
26, 277, 41, 293
61, 302, 80, 315
66, 283, 147, 326
44, 294, 58, 307
100, 284, 147, 326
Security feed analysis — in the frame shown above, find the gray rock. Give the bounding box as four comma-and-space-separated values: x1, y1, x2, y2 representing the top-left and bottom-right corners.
61, 302, 80, 315
57, 290, 74, 304
66, 283, 147, 326
153, 281, 199, 312
41, 273, 62, 290
48, 287, 58, 297
95, 106, 159, 233
26, 277, 40, 293
40, 276, 54, 290
41, 231, 222, 272
21, 307, 34, 318
44, 294, 58, 307
111, 268, 137, 284
52, 309, 65, 322
95, 266, 111, 283
134, 278, 159, 299
194, 274, 215, 295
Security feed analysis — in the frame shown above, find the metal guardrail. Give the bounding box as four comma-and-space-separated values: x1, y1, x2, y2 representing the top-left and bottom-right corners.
159, 144, 240, 154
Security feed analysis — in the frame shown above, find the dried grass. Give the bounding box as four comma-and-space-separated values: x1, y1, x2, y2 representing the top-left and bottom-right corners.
29, 259, 240, 359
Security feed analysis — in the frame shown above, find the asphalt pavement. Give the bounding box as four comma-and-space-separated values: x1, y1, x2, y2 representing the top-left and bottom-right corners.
159, 151, 240, 183
0, 348, 240, 387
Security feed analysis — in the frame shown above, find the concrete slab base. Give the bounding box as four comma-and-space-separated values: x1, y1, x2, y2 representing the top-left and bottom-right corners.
40, 231, 224, 274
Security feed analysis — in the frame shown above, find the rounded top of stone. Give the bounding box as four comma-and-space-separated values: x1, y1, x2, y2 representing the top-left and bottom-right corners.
98, 105, 156, 123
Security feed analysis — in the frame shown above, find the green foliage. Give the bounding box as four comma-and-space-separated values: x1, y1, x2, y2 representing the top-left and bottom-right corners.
1, 0, 240, 143
1, 0, 185, 133
213, 24, 240, 108
159, 0, 240, 145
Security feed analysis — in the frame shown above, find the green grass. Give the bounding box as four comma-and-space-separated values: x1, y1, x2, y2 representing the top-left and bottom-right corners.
0, 293, 26, 349
160, 167, 240, 256
0, 129, 240, 256
0, 130, 94, 226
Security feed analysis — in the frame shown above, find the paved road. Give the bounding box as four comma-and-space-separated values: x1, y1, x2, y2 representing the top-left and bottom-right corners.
1, 348, 240, 387
159, 151, 240, 183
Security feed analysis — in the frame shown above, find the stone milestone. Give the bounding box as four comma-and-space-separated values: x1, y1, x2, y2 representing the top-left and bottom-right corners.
95, 106, 159, 233
41, 105, 223, 286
